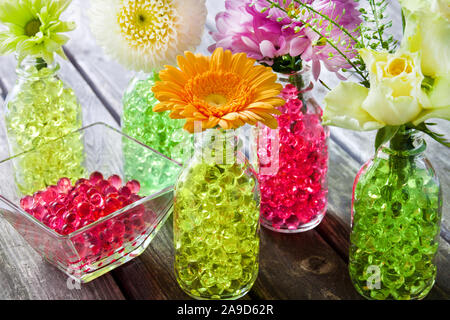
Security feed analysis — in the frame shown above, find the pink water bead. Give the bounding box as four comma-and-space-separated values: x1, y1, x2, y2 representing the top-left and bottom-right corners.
108, 175, 122, 189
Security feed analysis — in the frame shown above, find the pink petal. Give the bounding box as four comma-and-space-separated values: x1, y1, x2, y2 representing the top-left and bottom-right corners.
312, 59, 321, 81
260, 40, 277, 58
289, 36, 310, 57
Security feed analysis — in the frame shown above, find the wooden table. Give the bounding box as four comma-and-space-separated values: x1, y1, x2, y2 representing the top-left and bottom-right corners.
0, 0, 448, 300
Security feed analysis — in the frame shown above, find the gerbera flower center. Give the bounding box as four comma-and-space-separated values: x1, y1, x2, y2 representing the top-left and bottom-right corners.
184, 71, 255, 117
24, 19, 41, 37
117, 0, 177, 49
205, 94, 228, 107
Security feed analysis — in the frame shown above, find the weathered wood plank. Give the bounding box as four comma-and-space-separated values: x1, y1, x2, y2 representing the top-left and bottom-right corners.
0, 55, 125, 299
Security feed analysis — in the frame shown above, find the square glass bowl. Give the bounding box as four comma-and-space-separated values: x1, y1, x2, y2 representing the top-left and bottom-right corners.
0, 123, 182, 283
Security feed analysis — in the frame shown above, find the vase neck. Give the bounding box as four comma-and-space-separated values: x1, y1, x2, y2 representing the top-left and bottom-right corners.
16, 56, 59, 80
277, 65, 312, 92
194, 129, 240, 165
381, 128, 426, 157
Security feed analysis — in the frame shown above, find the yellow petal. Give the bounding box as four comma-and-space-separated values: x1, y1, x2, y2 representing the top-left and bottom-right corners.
324, 82, 384, 131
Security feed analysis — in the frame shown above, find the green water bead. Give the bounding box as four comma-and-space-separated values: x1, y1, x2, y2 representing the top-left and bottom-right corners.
5, 67, 84, 195
122, 75, 193, 164
349, 157, 441, 300
122, 136, 180, 196
174, 162, 260, 300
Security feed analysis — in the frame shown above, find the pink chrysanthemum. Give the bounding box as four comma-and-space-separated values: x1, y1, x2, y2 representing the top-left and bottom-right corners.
210, 0, 362, 79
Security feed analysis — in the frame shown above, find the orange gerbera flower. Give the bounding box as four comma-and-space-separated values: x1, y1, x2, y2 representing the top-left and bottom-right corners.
152, 48, 285, 133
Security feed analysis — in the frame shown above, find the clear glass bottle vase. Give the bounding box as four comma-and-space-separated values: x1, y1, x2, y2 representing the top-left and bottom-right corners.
174, 128, 260, 300
121, 72, 193, 194
3, 56, 84, 195
349, 128, 442, 300
257, 66, 329, 232
122, 71, 193, 163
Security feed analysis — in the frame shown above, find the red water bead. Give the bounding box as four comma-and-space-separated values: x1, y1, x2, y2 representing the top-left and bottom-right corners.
86, 187, 99, 198
117, 196, 130, 207
125, 180, 140, 194
112, 220, 126, 237
89, 171, 104, 185
77, 202, 93, 219
118, 186, 131, 198
33, 191, 46, 206
57, 178, 72, 194
72, 193, 88, 207
42, 186, 58, 204
90, 193, 105, 209
103, 185, 118, 197
96, 180, 110, 193
20, 196, 34, 211
32, 205, 47, 221
108, 175, 122, 190
129, 194, 142, 203
99, 228, 114, 243
104, 197, 121, 215
63, 211, 80, 228
130, 213, 145, 233
48, 215, 63, 231
75, 178, 90, 186
75, 183, 90, 195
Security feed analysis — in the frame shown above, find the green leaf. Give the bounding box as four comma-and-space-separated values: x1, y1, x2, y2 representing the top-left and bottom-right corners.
375, 126, 400, 151
409, 123, 450, 148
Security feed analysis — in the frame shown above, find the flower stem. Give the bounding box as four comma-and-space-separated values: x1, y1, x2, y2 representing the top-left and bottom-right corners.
369, 0, 386, 50
35, 57, 47, 71
290, 0, 362, 47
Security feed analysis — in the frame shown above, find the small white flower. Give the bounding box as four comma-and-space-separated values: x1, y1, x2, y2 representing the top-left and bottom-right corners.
88, 0, 207, 72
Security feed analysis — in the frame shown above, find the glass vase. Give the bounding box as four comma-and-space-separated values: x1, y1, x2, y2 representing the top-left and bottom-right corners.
349, 128, 442, 300
174, 128, 260, 300
122, 72, 193, 163
3, 56, 84, 195
257, 67, 329, 232
122, 72, 193, 195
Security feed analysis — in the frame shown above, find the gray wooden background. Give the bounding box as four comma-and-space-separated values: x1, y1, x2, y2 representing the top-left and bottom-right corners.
0, 0, 448, 300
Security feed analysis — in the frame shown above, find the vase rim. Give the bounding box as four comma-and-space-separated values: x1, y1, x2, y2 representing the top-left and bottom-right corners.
380, 129, 426, 157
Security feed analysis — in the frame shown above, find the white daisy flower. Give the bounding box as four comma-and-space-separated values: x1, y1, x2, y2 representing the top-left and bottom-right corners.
88, 0, 207, 72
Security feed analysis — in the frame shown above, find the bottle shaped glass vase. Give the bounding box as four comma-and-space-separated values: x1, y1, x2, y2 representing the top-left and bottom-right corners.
349, 128, 442, 300
3, 56, 84, 195
122, 71, 193, 194
257, 66, 329, 232
173, 128, 260, 300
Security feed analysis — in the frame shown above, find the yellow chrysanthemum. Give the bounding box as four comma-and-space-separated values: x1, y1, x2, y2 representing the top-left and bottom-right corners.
88, 0, 207, 72
152, 48, 285, 133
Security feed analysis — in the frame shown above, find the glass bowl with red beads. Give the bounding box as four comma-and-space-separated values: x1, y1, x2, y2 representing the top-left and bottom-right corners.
0, 122, 182, 283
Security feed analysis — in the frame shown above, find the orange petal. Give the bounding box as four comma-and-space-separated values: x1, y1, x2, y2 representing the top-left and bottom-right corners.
221, 112, 240, 121
218, 119, 232, 130
183, 121, 196, 133
153, 103, 171, 112
262, 116, 279, 129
